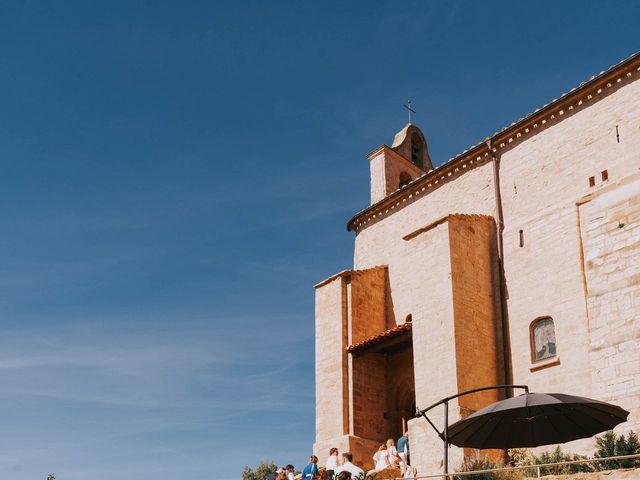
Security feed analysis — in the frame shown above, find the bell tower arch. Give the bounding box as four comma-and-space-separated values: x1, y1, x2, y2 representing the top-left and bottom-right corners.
368, 124, 433, 204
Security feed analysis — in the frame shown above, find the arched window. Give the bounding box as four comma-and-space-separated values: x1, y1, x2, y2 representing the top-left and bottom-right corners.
530, 317, 557, 362
411, 133, 424, 169
399, 172, 412, 189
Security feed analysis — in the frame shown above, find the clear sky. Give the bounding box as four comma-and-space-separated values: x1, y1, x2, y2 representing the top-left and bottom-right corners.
0, 1, 638, 479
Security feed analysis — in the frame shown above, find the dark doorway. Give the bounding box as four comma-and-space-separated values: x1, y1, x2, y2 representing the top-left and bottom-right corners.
385, 346, 416, 439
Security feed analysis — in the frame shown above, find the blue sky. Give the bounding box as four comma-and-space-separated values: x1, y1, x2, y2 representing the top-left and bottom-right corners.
0, 1, 638, 479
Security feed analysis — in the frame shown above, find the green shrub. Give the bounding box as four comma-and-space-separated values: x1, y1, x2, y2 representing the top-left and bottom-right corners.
453, 456, 522, 480
532, 446, 593, 475
594, 430, 640, 470
507, 449, 536, 477
509, 446, 592, 476
242, 461, 278, 480
453, 456, 499, 480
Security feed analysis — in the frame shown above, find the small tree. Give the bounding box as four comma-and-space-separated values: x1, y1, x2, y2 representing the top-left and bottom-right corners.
242, 461, 278, 480
622, 431, 640, 468
595, 430, 617, 470
594, 430, 640, 470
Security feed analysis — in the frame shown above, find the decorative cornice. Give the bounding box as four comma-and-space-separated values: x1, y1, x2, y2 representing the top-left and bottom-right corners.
347, 51, 640, 233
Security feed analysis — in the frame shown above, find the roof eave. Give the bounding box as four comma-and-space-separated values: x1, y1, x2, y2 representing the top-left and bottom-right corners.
347, 50, 640, 232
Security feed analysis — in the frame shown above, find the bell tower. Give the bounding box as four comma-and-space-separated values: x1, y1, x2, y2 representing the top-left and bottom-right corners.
368, 124, 433, 205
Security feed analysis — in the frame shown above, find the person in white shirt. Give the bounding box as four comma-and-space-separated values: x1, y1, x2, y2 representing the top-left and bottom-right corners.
386, 438, 398, 466
325, 447, 340, 477
334, 453, 364, 479
286, 464, 295, 480
373, 444, 389, 471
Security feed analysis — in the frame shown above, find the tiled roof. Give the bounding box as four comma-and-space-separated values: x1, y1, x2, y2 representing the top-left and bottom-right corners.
347, 322, 412, 354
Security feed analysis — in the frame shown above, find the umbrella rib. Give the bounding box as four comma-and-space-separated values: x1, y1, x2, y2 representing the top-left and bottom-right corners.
450, 414, 495, 446
574, 403, 626, 430
547, 405, 582, 443
560, 405, 594, 439
471, 412, 506, 449
449, 415, 482, 439
527, 394, 535, 448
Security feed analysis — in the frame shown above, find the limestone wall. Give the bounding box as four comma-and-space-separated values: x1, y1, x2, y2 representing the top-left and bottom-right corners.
403, 220, 459, 474
352, 72, 640, 468
352, 353, 388, 442
580, 176, 640, 436
350, 268, 388, 345
314, 267, 406, 470
369, 147, 425, 205
497, 77, 640, 455
448, 215, 504, 416
354, 160, 497, 328
315, 275, 349, 443
317, 62, 640, 476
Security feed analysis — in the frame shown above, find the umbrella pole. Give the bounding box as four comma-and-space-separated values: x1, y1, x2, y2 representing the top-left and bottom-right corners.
416, 384, 530, 478
443, 400, 449, 479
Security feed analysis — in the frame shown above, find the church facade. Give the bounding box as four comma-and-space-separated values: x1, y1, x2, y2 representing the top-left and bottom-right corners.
313, 52, 640, 474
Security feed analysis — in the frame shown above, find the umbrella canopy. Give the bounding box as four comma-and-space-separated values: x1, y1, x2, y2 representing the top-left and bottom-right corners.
447, 392, 629, 449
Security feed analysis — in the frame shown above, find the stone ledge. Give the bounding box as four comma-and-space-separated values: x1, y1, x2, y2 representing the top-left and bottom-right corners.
530, 357, 561, 372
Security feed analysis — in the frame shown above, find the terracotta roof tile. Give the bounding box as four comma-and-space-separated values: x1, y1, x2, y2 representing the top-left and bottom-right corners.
347, 322, 412, 354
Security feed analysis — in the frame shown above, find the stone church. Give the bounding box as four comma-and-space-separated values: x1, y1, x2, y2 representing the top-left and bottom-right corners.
313, 52, 640, 474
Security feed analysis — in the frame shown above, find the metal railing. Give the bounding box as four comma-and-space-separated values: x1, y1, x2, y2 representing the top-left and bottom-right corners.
393, 453, 640, 479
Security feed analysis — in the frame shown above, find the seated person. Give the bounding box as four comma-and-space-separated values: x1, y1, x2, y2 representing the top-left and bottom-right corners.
334, 453, 364, 480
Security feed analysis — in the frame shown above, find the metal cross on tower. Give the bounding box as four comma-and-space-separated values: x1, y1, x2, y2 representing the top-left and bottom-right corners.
404, 100, 416, 123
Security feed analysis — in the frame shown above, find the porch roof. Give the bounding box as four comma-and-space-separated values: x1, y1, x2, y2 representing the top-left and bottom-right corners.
347, 322, 412, 355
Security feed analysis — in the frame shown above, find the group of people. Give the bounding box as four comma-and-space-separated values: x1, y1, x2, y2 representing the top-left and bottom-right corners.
371, 433, 410, 473
272, 452, 365, 480
273, 464, 298, 480
281, 432, 410, 480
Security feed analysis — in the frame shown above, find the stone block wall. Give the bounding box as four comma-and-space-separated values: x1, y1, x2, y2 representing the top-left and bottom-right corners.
403, 220, 460, 473
350, 267, 388, 345
368, 146, 425, 205
580, 176, 640, 436
497, 75, 640, 456
314, 266, 402, 471
448, 215, 504, 415
394, 215, 504, 472
352, 353, 388, 442
317, 59, 640, 476
315, 274, 349, 444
